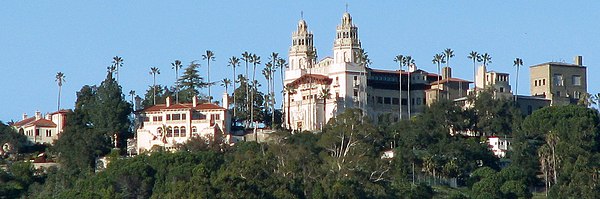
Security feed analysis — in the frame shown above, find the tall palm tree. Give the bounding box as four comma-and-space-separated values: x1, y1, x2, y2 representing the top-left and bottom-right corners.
269, 53, 279, 126
241, 51, 252, 127
481, 53, 492, 89
149, 67, 160, 105
171, 60, 183, 103
55, 72, 65, 111
467, 51, 481, 92
394, 55, 404, 120
250, 54, 261, 130
262, 63, 273, 126
284, 84, 297, 129
228, 56, 240, 118
354, 49, 371, 121
443, 49, 454, 99
202, 50, 216, 100
432, 53, 446, 101
129, 90, 136, 107
403, 56, 415, 118
513, 58, 523, 101
220, 78, 232, 96
319, 87, 331, 129
112, 56, 124, 83
277, 58, 288, 115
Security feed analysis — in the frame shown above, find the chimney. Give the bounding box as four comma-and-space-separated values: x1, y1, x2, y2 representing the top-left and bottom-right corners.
442, 67, 452, 80
574, 55, 583, 66
22, 113, 28, 120
192, 95, 197, 107
166, 96, 171, 107
45, 113, 52, 120
35, 111, 41, 120
222, 92, 229, 109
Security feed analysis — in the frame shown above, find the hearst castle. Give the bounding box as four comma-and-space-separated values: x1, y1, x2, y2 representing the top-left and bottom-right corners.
284, 12, 470, 131
282, 12, 587, 131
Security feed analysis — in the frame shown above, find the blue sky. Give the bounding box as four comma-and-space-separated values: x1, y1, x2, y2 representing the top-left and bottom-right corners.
1, 1, 599, 122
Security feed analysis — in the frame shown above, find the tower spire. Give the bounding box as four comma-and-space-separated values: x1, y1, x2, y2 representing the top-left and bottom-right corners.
345, 3, 348, 12
301, 11, 303, 19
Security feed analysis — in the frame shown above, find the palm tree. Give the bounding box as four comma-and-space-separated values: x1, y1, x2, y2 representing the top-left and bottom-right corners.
481, 53, 492, 89
262, 63, 273, 126
277, 58, 288, 118
241, 51, 251, 126
220, 78, 232, 95
467, 51, 481, 92
269, 53, 279, 126
171, 60, 183, 103
403, 56, 415, 118
284, 84, 297, 129
149, 67, 160, 105
202, 50, 216, 100
55, 72, 65, 111
513, 58, 523, 101
112, 56, 124, 83
394, 55, 405, 120
443, 49, 454, 99
228, 56, 240, 118
250, 54, 261, 130
354, 49, 371, 121
319, 87, 331, 129
432, 53, 446, 101
129, 90, 135, 103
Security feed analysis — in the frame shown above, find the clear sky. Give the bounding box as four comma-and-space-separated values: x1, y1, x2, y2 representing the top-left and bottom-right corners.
1, 1, 599, 122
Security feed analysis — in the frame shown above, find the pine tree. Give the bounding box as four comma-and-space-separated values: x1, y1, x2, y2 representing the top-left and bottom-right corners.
178, 61, 206, 102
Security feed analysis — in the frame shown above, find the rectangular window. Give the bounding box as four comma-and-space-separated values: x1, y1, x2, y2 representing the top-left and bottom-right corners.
384, 97, 391, 104
166, 114, 171, 120
401, 98, 407, 105
416, 98, 421, 105
553, 74, 563, 86
411, 98, 415, 105
572, 75, 582, 86
500, 87, 504, 92
543, 79, 546, 85
181, 114, 186, 120
377, 97, 383, 104
35, 129, 40, 136
172, 114, 181, 120
353, 90, 358, 97
392, 98, 399, 105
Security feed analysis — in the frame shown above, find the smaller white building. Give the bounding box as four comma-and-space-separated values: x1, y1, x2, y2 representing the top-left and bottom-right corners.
487, 136, 512, 158
136, 96, 229, 153
11, 110, 68, 145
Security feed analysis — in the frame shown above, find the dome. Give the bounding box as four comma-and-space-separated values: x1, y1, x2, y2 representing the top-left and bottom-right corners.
341, 12, 352, 26
297, 19, 308, 32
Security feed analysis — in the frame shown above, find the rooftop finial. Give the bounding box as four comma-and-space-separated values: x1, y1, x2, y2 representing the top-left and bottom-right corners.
301, 11, 304, 19
345, 3, 348, 12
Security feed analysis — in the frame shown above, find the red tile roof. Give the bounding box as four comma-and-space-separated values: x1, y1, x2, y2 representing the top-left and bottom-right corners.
430, 78, 473, 85
143, 103, 225, 112
31, 119, 57, 127
286, 74, 333, 88
48, 109, 71, 115
12, 117, 35, 127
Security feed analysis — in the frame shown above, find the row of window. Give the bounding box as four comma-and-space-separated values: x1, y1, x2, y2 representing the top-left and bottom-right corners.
24, 129, 52, 137
534, 79, 546, 87
371, 96, 424, 106
157, 126, 198, 138
144, 112, 218, 122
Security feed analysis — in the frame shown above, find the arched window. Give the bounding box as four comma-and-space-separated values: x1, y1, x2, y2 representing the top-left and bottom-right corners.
180, 126, 186, 137
157, 127, 163, 136
174, 127, 180, 137
166, 127, 172, 137
192, 126, 197, 136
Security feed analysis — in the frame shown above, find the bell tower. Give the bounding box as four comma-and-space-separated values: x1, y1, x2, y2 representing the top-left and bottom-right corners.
288, 18, 316, 71
333, 12, 361, 64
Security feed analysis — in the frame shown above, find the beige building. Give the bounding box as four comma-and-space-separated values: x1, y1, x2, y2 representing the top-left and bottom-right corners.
135, 95, 229, 153
530, 56, 587, 105
11, 110, 68, 145
283, 12, 469, 131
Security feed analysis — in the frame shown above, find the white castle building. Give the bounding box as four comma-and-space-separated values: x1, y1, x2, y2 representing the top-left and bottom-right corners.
135, 95, 230, 153
283, 12, 471, 131
11, 110, 68, 145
